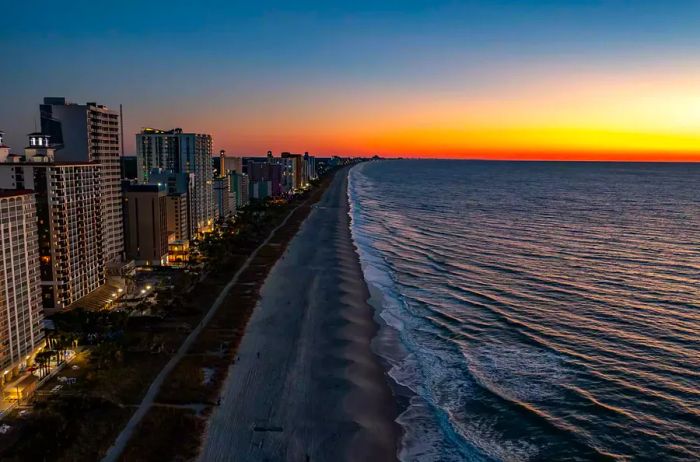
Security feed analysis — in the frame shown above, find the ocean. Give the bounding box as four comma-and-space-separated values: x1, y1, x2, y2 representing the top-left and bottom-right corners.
347, 160, 700, 461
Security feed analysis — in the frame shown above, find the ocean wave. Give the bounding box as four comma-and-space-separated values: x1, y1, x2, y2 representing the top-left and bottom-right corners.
348, 164, 541, 462
346, 160, 700, 461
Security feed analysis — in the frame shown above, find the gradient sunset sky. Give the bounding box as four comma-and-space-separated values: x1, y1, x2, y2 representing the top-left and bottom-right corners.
2, 1, 700, 160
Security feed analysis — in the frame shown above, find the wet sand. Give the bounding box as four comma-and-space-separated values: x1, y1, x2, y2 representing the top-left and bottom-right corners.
199, 167, 399, 462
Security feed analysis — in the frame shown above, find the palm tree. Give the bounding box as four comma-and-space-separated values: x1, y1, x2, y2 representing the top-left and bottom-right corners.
35, 351, 52, 378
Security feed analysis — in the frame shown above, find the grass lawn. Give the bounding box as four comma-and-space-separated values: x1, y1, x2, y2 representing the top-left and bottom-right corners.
118, 406, 205, 462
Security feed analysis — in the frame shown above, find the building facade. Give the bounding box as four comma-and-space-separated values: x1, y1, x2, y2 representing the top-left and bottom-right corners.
0, 135, 104, 310
249, 180, 272, 200
213, 176, 235, 219
0, 190, 44, 378
222, 155, 243, 174
248, 161, 284, 197
229, 171, 250, 208
165, 193, 189, 242
40, 97, 124, 271
136, 128, 214, 236
147, 169, 193, 241
281, 152, 303, 190
123, 184, 169, 266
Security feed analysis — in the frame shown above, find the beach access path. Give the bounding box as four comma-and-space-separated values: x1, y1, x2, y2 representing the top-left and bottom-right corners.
199, 167, 399, 462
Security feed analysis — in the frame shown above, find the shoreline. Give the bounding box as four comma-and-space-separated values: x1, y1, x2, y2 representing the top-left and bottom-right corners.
347, 163, 412, 458
199, 166, 400, 461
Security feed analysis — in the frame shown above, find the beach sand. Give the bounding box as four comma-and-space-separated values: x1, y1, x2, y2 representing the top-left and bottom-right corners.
199, 167, 399, 462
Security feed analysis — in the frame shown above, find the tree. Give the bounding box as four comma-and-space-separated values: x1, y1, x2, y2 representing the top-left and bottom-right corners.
34, 351, 53, 378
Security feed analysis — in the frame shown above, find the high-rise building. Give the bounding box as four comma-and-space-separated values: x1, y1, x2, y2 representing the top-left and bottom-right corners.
165, 193, 188, 242
136, 128, 214, 236
240, 174, 250, 206
123, 183, 169, 266
213, 176, 235, 219
229, 171, 249, 208
147, 169, 194, 241
40, 97, 125, 272
303, 152, 318, 182
249, 180, 272, 200
247, 161, 283, 197
0, 134, 104, 310
281, 152, 304, 189
0, 190, 45, 380
222, 155, 243, 174
275, 157, 295, 192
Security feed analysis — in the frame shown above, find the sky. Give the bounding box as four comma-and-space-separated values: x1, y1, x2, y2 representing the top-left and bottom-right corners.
2, 1, 700, 160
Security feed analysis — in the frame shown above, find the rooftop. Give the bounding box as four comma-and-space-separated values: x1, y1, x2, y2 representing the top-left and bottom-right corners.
5, 161, 98, 167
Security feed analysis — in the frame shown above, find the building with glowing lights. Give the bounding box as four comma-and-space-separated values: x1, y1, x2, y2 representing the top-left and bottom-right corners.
136, 128, 215, 236
0, 188, 45, 384
213, 176, 235, 219
40, 97, 125, 273
229, 171, 249, 208
0, 134, 104, 310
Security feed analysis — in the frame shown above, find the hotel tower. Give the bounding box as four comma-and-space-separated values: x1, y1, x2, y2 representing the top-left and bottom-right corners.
0, 134, 104, 310
136, 128, 215, 236
0, 186, 44, 378
39, 97, 125, 273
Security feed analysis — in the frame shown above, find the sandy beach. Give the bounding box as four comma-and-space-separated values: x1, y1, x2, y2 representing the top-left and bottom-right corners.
199, 167, 399, 462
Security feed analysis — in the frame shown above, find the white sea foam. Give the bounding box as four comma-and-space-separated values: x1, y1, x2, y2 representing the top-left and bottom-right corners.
464, 344, 570, 404
348, 164, 534, 462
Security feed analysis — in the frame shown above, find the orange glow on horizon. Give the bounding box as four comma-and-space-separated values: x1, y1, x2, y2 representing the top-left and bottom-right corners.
182, 61, 700, 162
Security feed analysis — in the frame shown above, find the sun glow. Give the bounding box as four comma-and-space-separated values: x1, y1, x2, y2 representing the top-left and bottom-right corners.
208, 64, 700, 160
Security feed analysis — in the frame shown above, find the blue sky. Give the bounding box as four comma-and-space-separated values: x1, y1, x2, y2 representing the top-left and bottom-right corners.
2, 1, 700, 157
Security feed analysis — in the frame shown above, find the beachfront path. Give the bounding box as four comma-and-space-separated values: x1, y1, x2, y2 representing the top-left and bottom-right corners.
200, 167, 399, 462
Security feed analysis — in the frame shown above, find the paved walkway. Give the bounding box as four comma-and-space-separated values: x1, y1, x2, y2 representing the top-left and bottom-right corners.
101, 197, 312, 462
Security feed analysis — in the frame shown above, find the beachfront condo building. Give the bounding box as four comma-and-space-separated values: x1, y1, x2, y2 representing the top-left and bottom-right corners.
213, 176, 235, 219
0, 189, 45, 382
147, 169, 193, 241
222, 155, 243, 174
136, 128, 215, 236
280, 152, 318, 189
248, 161, 283, 197
40, 98, 125, 274
281, 152, 303, 189
123, 183, 169, 266
229, 171, 250, 208
249, 180, 272, 200
303, 152, 318, 182
0, 134, 104, 311
165, 193, 189, 242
